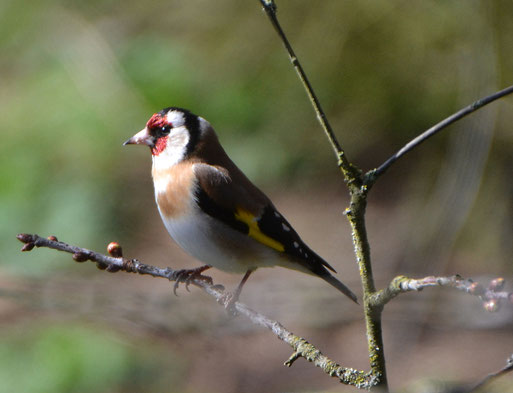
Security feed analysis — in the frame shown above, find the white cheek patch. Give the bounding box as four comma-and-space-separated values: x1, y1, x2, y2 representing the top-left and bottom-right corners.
152, 127, 190, 170
166, 110, 185, 126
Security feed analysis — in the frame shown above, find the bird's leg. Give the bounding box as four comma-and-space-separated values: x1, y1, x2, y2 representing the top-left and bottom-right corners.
172, 265, 212, 295
220, 269, 254, 312
232, 269, 253, 302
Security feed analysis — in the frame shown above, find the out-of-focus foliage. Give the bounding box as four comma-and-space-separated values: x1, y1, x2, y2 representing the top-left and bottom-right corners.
1, 0, 512, 270
1, 1, 512, 392
0, 324, 186, 393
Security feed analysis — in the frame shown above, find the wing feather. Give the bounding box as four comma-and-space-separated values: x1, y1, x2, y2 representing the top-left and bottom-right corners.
192, 163, 358, 303
193, 164, 285, 252
192, 163, 333, 271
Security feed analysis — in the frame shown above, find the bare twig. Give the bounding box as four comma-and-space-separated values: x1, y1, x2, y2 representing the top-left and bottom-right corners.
469, 354, 513, 392
368, 275, 513, 310
258, 0, 360, 184
16, 233, 378, 389
366, 85, 513, 184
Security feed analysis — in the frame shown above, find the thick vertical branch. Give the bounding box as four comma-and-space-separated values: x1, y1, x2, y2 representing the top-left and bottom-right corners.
346, 190, 386, 386
259, 1, 387, 389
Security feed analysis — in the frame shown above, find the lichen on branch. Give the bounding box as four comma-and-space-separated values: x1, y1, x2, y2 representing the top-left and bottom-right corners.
16, 233, 378, 388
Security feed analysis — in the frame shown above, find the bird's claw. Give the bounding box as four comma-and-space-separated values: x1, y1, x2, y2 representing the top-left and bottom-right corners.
172, 265, 212, 296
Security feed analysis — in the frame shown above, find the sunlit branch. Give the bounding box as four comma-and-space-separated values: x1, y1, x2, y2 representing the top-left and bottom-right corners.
369, 275, 512, 311
16, 233, 378, 389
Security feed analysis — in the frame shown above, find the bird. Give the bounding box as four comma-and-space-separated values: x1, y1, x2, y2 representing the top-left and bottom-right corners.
124, 107, 358, 306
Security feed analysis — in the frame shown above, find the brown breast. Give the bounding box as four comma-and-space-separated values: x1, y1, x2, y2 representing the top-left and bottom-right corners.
152, 162, 196, 218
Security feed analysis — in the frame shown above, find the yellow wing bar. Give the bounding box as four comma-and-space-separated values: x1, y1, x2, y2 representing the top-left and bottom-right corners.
234, 208, 285, 252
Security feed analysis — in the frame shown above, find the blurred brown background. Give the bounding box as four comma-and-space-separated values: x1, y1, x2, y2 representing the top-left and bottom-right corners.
1, 0, 512, 392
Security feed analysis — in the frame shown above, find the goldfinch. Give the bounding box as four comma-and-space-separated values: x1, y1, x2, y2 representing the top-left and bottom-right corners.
124, 107, 358, 304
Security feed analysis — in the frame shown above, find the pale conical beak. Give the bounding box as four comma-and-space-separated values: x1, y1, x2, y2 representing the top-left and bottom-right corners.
123, 128, 154, 146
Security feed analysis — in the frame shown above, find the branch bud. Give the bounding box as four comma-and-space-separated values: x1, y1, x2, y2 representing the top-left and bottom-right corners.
16, 233, 33, 244
107, 242, 123, 257
483, 299, 500, 313
21, 243, 35, 252
468, 282, 485, 296
72, 252, 88, 262
96, 262, 108, 270
47, 235, 58, 242
488, 277, 505, 292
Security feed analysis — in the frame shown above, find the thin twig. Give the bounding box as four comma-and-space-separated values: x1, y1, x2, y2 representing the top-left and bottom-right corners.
368, 275, 512, 310
469, 354, 513, 392
366, 85, 513, 184
16, 233, 378, 389
258, 0, 360, 183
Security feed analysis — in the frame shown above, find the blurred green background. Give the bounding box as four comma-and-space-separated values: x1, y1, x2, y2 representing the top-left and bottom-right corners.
1, 1, 512, 392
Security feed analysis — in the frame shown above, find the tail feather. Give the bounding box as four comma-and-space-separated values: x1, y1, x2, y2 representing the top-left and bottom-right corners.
285, 241, 358, 303
320, 273, 359, 304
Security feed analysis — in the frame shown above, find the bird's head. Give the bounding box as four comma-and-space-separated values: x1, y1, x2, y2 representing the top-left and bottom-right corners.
124, 107, 206, 168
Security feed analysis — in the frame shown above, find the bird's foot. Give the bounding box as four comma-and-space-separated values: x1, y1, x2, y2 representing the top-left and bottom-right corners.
172, 265, 212, 295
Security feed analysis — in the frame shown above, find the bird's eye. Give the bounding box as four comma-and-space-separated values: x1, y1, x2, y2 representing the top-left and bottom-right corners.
159, 125, 171, 136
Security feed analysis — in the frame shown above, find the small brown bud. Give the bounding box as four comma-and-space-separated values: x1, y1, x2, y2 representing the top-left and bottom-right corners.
16, 233, 33, 243
489, 277, 505, 292
468, 282, 485, 296
21, 243, 35, 252
106, 264, 121, 273
483, 299, 500, 312
47, 235, 58, 242
107, 242, 123, 257
96, 262, 108, 270
72, 252, 88, 262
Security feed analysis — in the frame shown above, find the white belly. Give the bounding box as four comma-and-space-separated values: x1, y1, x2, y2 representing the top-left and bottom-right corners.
158, 207, 281, 273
